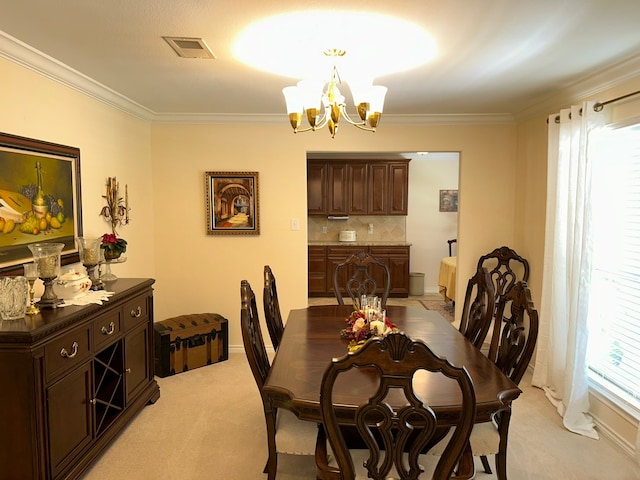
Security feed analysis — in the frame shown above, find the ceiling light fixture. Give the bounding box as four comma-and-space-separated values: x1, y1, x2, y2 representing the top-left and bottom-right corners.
282, 49, 387, 138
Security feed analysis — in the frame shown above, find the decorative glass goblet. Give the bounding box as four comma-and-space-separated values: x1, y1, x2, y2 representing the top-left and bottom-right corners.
23, 262, 40, 315
28, 242, 64, 308
76, 237, 104, 291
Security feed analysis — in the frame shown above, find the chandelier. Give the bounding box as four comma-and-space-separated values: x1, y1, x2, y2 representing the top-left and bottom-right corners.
282, 49, 388, 138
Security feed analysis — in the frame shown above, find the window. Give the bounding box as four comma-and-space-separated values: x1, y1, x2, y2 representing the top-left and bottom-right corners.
587, 121, 640, 408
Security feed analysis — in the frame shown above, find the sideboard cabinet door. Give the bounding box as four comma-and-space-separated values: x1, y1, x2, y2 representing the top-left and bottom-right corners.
47, 363, 93, 479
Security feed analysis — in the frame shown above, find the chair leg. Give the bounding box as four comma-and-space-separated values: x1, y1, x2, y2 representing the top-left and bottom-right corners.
495, 451, 508, 480
480, 455, 492, 474
264, 407, 278, 480
265, 454, 277, 480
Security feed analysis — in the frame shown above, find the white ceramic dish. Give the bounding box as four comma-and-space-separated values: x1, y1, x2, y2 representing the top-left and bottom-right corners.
54, 269, 92, 300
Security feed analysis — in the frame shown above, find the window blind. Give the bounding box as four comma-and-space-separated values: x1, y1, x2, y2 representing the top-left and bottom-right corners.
587, 123, 640, 403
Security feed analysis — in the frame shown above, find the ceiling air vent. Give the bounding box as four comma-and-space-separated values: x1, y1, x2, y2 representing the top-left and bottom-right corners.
162, 36, 215, 59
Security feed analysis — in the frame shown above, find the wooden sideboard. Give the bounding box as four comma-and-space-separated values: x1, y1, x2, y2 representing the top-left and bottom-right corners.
0, 278, 160, 480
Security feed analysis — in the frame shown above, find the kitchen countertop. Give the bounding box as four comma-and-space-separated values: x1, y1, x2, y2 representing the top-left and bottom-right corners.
309, 241, 411, 247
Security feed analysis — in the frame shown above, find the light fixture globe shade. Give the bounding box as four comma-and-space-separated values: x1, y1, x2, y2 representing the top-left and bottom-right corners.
282, 86, 303, 131
297, 79, 323, 111
282, 86, 303, 114
368, 86, 388, 113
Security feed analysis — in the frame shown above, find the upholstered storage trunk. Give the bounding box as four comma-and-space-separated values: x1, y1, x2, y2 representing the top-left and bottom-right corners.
154, 313, 228, 377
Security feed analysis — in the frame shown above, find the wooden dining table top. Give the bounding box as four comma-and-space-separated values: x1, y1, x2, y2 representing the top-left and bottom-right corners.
263, 304, 521, 426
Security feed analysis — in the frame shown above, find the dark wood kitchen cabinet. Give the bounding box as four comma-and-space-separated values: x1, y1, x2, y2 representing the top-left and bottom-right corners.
327, 163, 348, 215
309, 245, 410, 298
308, 245, 328, 295
307, 161, 327, 214
0, 278, 159, 480
369, 162, 410, 215
307, 159, 409, 215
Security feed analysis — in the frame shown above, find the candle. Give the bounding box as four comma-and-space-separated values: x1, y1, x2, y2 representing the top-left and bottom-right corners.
83, 247, 99, 265
37, 255, 58, 278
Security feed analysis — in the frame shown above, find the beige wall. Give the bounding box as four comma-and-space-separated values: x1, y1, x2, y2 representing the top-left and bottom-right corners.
0, 57, 156, 280
150, 123, 517, 347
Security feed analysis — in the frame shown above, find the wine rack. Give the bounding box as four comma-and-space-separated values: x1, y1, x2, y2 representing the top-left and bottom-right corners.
93, 341, 125, 435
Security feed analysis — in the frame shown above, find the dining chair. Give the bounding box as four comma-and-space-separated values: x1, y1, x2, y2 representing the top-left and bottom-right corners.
240, 280, 320, 480
332, 251, 391, 308
263, 265, 285, 351
477, 246, 530, 360
458, 266, 495, 351
317, 332, 476, 480
476, 245, 530, 308
472, 281, 539, 479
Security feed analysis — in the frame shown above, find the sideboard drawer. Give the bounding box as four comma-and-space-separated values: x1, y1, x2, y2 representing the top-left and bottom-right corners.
45, 325, 91, 382
93, 310, 122, 350
123, 293, 149, 331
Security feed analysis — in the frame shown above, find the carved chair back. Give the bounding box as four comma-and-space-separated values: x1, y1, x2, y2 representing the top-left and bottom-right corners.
240, 280, 270, 391
263, 265, 285, 351
319, 332, 476, 480
333, 251, 391, 308
476, 246, 530, 307
489, 281, 539, 383
459, 266, 496, 350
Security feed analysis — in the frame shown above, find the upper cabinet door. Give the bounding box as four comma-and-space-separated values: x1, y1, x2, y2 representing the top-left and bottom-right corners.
327, 163, 348, 215
388, 163, 409, 215
368, 163, 388, 215
347, 163, 368, 215
307, 162, 327, 215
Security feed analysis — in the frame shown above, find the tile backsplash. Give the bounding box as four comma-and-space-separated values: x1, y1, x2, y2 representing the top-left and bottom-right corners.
308, 216, 406, 242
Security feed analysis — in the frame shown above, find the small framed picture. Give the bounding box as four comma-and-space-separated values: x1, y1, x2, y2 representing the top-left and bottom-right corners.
439, 189, 458, 212
205, 171, 259, 235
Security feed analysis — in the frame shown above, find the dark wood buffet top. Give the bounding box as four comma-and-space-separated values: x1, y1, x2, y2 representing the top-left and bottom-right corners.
0, 278, 154, 343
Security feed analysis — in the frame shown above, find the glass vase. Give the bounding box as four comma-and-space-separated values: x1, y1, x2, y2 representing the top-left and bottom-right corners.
76, 237, 104, 291
27, 242, 64, 308
0, 276, 29, 320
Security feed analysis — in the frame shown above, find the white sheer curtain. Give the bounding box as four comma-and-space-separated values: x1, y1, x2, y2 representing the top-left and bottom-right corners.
531, 101, 604, 439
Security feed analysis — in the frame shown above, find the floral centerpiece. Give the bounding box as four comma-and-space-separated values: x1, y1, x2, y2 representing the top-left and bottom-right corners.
340, 306, 398, 352
101, 233, 127, 260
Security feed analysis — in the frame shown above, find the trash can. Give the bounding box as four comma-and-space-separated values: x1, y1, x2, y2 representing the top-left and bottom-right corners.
409, 272, 425, 296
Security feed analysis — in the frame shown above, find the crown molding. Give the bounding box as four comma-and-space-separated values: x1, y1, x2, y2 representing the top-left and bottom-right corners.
151, 112, 515, 125
0, 31, 155, 121
514, 53, 640, 120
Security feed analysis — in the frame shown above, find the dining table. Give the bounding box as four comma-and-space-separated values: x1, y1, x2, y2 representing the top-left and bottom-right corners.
263, 304, 521, 478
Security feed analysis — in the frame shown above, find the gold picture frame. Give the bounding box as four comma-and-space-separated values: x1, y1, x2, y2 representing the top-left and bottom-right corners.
0, 132, 83, 274
205, 171, 259, 235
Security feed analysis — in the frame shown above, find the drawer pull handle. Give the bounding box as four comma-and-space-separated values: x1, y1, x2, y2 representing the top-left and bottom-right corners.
130, 306, 142, 318
125, 368, 132, 373
60, 342, 79, 359
101, 322, 116, 335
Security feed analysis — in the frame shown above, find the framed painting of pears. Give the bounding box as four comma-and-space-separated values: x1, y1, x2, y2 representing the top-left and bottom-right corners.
0, 132, 83, 275
205, 171, 260, 235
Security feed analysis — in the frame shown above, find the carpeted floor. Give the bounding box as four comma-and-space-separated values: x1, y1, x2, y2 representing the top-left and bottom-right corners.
80, 352, 640, 480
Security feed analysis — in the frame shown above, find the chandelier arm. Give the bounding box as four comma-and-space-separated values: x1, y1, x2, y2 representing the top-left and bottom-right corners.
338, 105, 376, 131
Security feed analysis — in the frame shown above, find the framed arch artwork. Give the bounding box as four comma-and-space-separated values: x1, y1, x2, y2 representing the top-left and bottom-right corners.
205, 171, 260, 235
